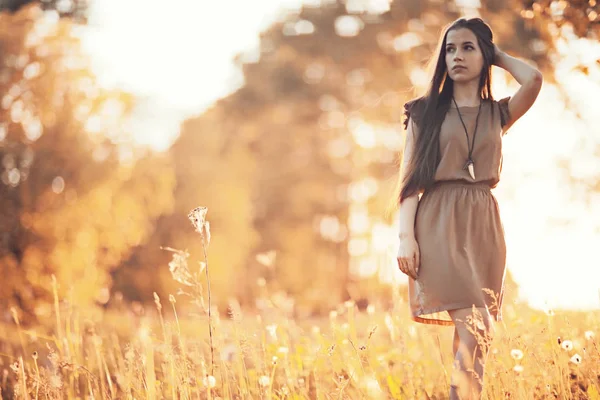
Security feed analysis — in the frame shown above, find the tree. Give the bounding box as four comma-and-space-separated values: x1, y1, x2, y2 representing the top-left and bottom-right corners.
0, 4, 174, 323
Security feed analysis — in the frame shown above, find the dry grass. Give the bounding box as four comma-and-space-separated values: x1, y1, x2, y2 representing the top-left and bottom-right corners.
0, 208, 598, 399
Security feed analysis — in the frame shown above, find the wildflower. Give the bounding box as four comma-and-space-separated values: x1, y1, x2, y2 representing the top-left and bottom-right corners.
169, 294, 176, 304
272, 356, 278, 364
584, 331, 595, 340
167, 250, 193, 286
341, 322, 349, 331
344, 300, 355, 309
329, 310, 338, 319
569, 354, 582, 364
366, 304, 375, 315
32, 351, 38, 361
278, 346, 289, 354
561, 340, 573, 351
513, 365, 524, 373
311, 326, 320, 334
258, 375, 270, 387
510, 349, 524, 361
203, 375, 216, 388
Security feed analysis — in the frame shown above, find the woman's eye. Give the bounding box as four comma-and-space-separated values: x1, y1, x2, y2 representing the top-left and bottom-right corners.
465, 45, 474, 50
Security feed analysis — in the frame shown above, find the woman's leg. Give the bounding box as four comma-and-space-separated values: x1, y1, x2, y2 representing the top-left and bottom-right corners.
448, 307, 494, 400
453, 327, 460, 356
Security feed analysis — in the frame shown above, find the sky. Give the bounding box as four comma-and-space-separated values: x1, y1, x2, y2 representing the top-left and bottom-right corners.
79, 0, 600, 311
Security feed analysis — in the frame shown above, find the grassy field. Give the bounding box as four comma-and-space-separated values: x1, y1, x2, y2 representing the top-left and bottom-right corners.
0, 286, 598, 400
1, 210, 598, 399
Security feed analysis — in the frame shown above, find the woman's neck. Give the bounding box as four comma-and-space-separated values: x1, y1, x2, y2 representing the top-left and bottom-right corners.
451, 80, 481, 107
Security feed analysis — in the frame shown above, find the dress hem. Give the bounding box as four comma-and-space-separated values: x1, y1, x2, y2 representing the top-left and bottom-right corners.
411, 302, 503, 327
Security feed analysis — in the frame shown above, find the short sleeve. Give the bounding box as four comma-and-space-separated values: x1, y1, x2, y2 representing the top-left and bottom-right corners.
402, 98, 421, 132
498, 96, 511, 130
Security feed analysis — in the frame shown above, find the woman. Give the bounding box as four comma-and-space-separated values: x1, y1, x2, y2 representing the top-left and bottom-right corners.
395, 17, 542, 399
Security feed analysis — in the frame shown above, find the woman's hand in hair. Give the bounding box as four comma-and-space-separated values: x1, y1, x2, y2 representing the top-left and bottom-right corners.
397, 233, 420, 280
492, 44, 504, 66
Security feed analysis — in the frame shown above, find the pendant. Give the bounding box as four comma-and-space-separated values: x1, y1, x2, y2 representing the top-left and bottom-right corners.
464, 159, 476, 180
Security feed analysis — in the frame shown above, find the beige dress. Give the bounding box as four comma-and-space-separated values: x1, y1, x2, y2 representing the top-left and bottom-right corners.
405, 97, 511, 326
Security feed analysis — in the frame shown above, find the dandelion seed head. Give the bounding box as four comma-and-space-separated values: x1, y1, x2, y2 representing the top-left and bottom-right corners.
561, 340, 573, 351
513, 365, 524, 373
570, 354, 582, 364
188, 206, 208, 232
510, 349, 524, 360
203, 375, 216, 388
258, 375, 270, 387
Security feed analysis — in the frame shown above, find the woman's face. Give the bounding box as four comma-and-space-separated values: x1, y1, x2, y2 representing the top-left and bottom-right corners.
445, 28, 484, 83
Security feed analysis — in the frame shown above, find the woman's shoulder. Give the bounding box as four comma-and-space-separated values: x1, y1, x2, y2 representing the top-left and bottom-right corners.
492, 96, 512, 129
403, 96, 426, 130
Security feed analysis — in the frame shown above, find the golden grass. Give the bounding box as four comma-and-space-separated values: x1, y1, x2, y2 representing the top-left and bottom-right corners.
0, 208, 598, 399
0, 292, 599, 399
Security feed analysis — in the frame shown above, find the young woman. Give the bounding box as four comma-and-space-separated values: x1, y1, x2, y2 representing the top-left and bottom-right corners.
395, 17, 542, 399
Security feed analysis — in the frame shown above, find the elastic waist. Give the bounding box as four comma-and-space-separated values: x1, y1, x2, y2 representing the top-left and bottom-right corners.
427, 179, 492, 192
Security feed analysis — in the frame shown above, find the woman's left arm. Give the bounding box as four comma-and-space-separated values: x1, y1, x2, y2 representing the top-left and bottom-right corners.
494, 45, 543, 130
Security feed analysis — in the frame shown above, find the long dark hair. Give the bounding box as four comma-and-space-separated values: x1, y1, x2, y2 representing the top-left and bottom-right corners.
396, 18, 497, 205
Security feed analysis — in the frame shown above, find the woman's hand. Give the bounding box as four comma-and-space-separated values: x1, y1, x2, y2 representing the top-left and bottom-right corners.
493, 44, 504, 66
397, 234, 420, 280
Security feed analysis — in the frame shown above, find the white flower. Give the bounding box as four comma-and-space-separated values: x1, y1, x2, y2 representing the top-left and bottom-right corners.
258, 375, 270, 387
203, 375, 216, 388
584, 331, 595, 340
570, 354, 582, 364
366, 304, 375, 315
344, 300, 355, 309
278, 346, 289, 354
513, 365, 524, 373
510, 349, 524, 360
329, 310, 338, 319
561, 340, 573, 351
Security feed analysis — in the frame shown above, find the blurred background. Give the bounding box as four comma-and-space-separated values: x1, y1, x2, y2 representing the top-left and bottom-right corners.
0, 0, 598, 325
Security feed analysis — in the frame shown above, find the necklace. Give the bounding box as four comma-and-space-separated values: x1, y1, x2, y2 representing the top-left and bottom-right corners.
452, 96, 482, 180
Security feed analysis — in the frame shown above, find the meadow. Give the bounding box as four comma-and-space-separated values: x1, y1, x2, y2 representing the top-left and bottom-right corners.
0, 208, 598, 399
